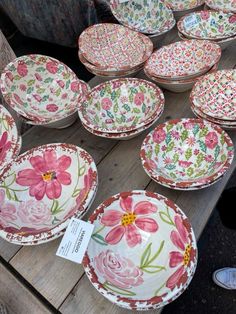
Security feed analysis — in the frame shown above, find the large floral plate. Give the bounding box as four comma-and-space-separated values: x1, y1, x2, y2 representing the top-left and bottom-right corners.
0, 105, 21, 170
0, 143, 98, 244
140, 119, 234, 189
178, 11, 236, 40
0, 55, 87, 123
190, 70, 236, 121
144, 40, 221, 80
79, 78, 165, 133
110, 0, 175, 35
205, 0, 236, 13
83, 190, 197, 310
78, 24, 153, 71
165, 0, 204, 11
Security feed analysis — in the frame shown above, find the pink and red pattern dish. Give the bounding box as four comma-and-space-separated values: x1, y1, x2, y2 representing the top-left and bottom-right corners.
205, 0, 236, 13
0, 143, 98, 245
165, 0, 204, 11
140, 118, 234, 190
83, 190, 197, 310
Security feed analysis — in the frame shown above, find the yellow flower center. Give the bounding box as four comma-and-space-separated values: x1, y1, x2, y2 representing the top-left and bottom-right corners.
121, 213, 136, 227
183, 244, 191, 266
42, 171, 55, 182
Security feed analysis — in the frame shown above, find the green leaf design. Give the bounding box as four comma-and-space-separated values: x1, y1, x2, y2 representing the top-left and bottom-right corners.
165, 164, 176, 170
166, 141, 174, 153
44, 77, 53, 83
51, 199, 63, 215
198, 140, 207, 153
133, 108, 141, 114
165, 133, 171, 145
123, 104, 130, 112
27, 87, 34, 94
181, 130, 188, 142
142, 103, 146, 113
14, 75, 21, 80
107, 111, 114, 119
37, 67, 46, 72
140, 243, 152, 268
196, 152, 204, 167
111, 91, 116, 100
166, 123, 174, 132
72, 188, 81, 197
27, 79, 35, 86
55, 88, 61, 97
116, 89, 121, 98
199, 127, 208, 138
100, 89, 105, 97
147, 241, 165, 266
139, 85, 146, 93
91, 233, 108, 246
141, 265, 166, 274
220, 133, 225, 145
193, 124, 200, 136
173, 153, 179, 163
214, 145, 220, 160
79, 165, 86, 176
113, 103, 118, 113
65, 80, 70, 89
221, 154, 226, 162
159, 206, 174, 226
185, 148, 192, 160
154, 144, 160, 156
103, 282, 136, 296
36, 88, 46, 94
187, 167, 194, 177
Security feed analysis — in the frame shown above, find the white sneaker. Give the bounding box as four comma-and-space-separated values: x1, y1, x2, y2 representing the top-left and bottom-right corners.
212, 268, 236, 289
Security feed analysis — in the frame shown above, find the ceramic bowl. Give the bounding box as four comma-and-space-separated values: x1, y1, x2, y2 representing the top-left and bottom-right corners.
110, 0, 175, 35
140, 118, 234, 190
83, 190, 197, 310
205, 0, 236, 13
177, 11, 236, 40
190, 70, 236, 121
78, 78, 165, 133
78, 24, 153, 71
0, 104, 22, 170
0, 55, 87, 124
144, 40, 221, 80
165, 0, 204, 11
0, 143, 98, 244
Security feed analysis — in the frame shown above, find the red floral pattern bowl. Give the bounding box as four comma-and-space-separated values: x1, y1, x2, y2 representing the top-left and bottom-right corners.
205, 0, 236, 13
83, 190, 197, 310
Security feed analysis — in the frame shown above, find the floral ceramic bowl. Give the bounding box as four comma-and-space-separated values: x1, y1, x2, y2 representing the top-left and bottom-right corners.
78, 78, 165, 133
178, 11, 236, 40
83, 190, 197, 310
110, 0, 175, 35
140, 119, 234, 190
78, 24, 153, 71
144, 40, 221, 80
205, 0, 236, 13
0, 55, 87, 124
190, 70, 236, 121
0, 143, 98, 244
0, 104, 21, 170
165, 0, 204, 11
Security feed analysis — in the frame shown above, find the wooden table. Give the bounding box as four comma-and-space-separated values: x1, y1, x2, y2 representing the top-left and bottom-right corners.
0, 30, 236, 314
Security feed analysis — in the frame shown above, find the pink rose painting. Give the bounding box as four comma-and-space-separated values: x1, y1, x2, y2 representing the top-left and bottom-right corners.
153, 128, 166, 144
46, 104, 58, 112
205, 131, 218, 149
71, 81, 80, 93
94, 250, 143, 289
101, 98, 112, 111
101, 195, 158, 247
16, 150, 72, 200
17, 61, 28, 77
0, 189, 17, 228
46, 61, 58, 74
134, 93, 144, 106
0, 131, 11, 163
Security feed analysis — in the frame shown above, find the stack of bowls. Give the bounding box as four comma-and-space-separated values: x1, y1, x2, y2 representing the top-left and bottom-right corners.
205, 0, 236, 13
109, 0, 176, 47
165, 0, 205, 20
0, 143, 98, 245
78, 78, 164, 140
83, 190, 198, 310
0, 55, 90, 129
144, 39, 221, 93
78, 23, 153, 78
190, 69, 236, 130
140, 118, 234, 190
177, 10, 236, 50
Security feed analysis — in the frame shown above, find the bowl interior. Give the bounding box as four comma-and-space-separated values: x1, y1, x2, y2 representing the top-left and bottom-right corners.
0, 55, 84, 122
84, 191, 197, 309
165, 0, 204, 11
79, 79, 164, 133
205, 0, 236, 13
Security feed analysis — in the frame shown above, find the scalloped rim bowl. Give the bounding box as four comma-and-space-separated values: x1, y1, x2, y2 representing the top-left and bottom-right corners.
83, 190, 197, 310
205, 0, 236, 13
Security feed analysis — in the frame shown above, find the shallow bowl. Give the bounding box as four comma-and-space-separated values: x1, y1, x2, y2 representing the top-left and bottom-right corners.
205, 0, 236, 13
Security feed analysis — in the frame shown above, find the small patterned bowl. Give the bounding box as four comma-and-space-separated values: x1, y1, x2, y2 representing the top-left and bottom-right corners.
78, 78, 165, 133
83, 190, 197, 310
140, 118, 234, 190
205, 0, 236, 13
165, 0, 205, 11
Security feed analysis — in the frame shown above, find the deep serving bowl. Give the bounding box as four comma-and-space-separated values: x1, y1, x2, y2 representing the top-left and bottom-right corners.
0, 143, 98, 244
83, 190, 197, 310
0, 54, 87, 123
78, 78, 165, 133
140, 118, 234, 190
205, 0, 236, 13
144, 40, 221, 80
177, 10, 236, 40
78, 24, 153, 71
110, 0, 175, 35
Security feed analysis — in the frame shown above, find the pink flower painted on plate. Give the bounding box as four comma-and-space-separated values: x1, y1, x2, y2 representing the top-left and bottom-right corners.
101, 195, 158, 247
46, 104, 58, 112
166, 215, 195, 290
35, 73, 43, 81
134, 93, 144, 106
153, 128, 166, 144
16, 150, 72, 200
205, 131, 218, 149
0, 131, 11, 163
70, 81, 80, 93
17, 199, 51, 225
57, 80, 65, 88
76, 168, 94, 207
218, 25, 224, 33
186, 136, 196, 146
0, 189, 17, 228
46, 61, 58, 74
17, 61, 28, 77
178, 160, 193, 168
94, 250, 143, 289
20, 84, 27, 92
171, 130, 180, 140
200, 11, 210, 20
205, 154, 214, 162
229, 15, 236, 23
33, 94, 42, 102
101, 98, 112, 111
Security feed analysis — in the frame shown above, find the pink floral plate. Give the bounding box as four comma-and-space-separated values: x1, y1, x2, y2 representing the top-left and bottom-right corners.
190, 70, 236, 121
178, 11, 236, 40
0, 54, 87, 123
110, 0, 175, 35
78, 24, 153, 71
83, 190, 197, 310
78, 78, 165, 133
165, 0, 205, 11
0, 104, 21, 170
144, 40, 221, 80
140, 118, 234, 190
205, 0, 236, 13
0, 143, 98, 244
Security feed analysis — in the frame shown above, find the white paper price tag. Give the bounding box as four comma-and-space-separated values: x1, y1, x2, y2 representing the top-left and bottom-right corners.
56, 218, 94, 264
184, 15, 199, 30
